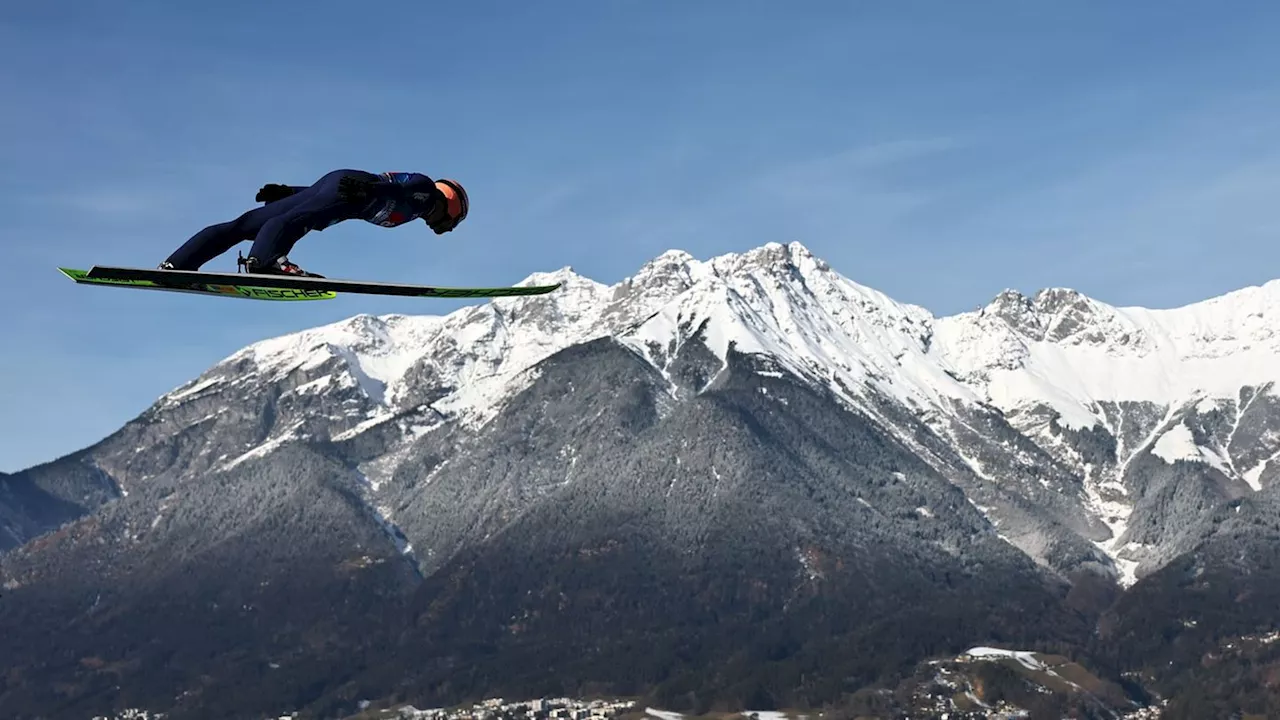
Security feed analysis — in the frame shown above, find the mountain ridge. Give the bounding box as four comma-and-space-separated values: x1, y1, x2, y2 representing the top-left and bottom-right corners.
142, 240, 1278, 582
6, 241, 1279, 579
2, 240, 1279, 719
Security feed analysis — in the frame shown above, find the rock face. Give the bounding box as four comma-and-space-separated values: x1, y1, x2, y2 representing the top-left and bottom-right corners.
2, 241, 1278, 719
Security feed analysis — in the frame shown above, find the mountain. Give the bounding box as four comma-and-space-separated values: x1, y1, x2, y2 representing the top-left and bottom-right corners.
0, 455, 120, 552
1, 241, 1277, 719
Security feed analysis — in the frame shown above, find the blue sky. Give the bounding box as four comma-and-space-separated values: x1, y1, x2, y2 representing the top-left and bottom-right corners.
2, 1, 1279, 471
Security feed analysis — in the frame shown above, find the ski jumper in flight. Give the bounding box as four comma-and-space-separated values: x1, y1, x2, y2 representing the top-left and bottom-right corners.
160, 169, 469, 277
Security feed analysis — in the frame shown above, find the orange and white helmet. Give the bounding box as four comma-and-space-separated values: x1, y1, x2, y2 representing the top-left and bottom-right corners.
429, 178, 468, 234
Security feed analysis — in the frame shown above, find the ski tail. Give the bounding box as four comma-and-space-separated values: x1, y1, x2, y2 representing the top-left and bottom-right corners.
58, 268, 338, 301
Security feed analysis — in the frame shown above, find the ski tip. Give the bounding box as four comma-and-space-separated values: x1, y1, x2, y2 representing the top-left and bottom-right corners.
519, 282, 562, 294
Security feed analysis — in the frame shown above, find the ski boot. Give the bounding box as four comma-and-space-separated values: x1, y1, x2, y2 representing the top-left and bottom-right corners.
238, 252, 325, 278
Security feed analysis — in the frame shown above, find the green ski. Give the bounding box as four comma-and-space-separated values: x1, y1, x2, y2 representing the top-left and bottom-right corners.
61, 266, 562, 301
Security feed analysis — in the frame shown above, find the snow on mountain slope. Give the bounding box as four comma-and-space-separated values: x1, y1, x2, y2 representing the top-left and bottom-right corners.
200, 269, 611, 419
931, 280, 1280, 431
620, 243, 976, 416
1152, 421, 1232, 479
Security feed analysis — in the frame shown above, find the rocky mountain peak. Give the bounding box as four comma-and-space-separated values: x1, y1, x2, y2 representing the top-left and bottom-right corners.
981, 288, 1041, 335
705, 240, 825, 279
974, 286, 1148, 350
1027, 287, 1125, 345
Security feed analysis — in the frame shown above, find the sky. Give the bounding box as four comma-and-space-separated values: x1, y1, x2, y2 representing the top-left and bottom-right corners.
2, 1, 1280, 471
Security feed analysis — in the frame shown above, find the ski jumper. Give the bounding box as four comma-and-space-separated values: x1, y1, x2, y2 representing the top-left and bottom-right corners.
163, 169, 439, 270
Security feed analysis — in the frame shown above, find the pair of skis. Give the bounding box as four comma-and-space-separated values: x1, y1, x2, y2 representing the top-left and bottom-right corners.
58, 266, 560, 302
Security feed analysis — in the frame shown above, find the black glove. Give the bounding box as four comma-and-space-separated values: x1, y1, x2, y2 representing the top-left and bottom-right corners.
423, 197, 454, 234
337, 176, 377, 204
255, 184, 295, 203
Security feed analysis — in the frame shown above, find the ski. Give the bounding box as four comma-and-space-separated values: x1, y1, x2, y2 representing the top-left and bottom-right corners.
69, 266, 562, 300
58, 267, 337, 301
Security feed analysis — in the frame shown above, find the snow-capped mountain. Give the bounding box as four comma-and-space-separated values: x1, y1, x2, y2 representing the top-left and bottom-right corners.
930, 277, 1280, 580
3, 240, 1278, 719
135, 241, 1279, 584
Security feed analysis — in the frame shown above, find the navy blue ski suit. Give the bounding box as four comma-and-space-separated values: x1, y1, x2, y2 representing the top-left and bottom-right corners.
163, 169, 440, 270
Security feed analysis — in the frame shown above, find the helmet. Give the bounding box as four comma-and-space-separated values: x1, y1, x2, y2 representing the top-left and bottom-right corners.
428, 178, 468, 234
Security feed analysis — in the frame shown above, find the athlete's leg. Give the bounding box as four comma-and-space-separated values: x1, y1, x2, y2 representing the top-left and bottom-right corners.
161, 190, 313, 270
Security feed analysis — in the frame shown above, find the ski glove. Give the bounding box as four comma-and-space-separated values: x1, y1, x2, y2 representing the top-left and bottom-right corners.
255, 183, 296, 204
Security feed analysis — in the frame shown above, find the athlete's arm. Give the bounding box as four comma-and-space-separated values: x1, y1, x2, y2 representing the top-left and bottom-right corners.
379, 172, 436, 195
337, 172, 433, 204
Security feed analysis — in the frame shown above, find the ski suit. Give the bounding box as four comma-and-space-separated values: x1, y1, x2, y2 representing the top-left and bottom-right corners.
163, 169, 439, 270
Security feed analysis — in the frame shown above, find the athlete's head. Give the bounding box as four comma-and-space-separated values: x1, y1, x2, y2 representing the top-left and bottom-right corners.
422, 178, 468, 234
